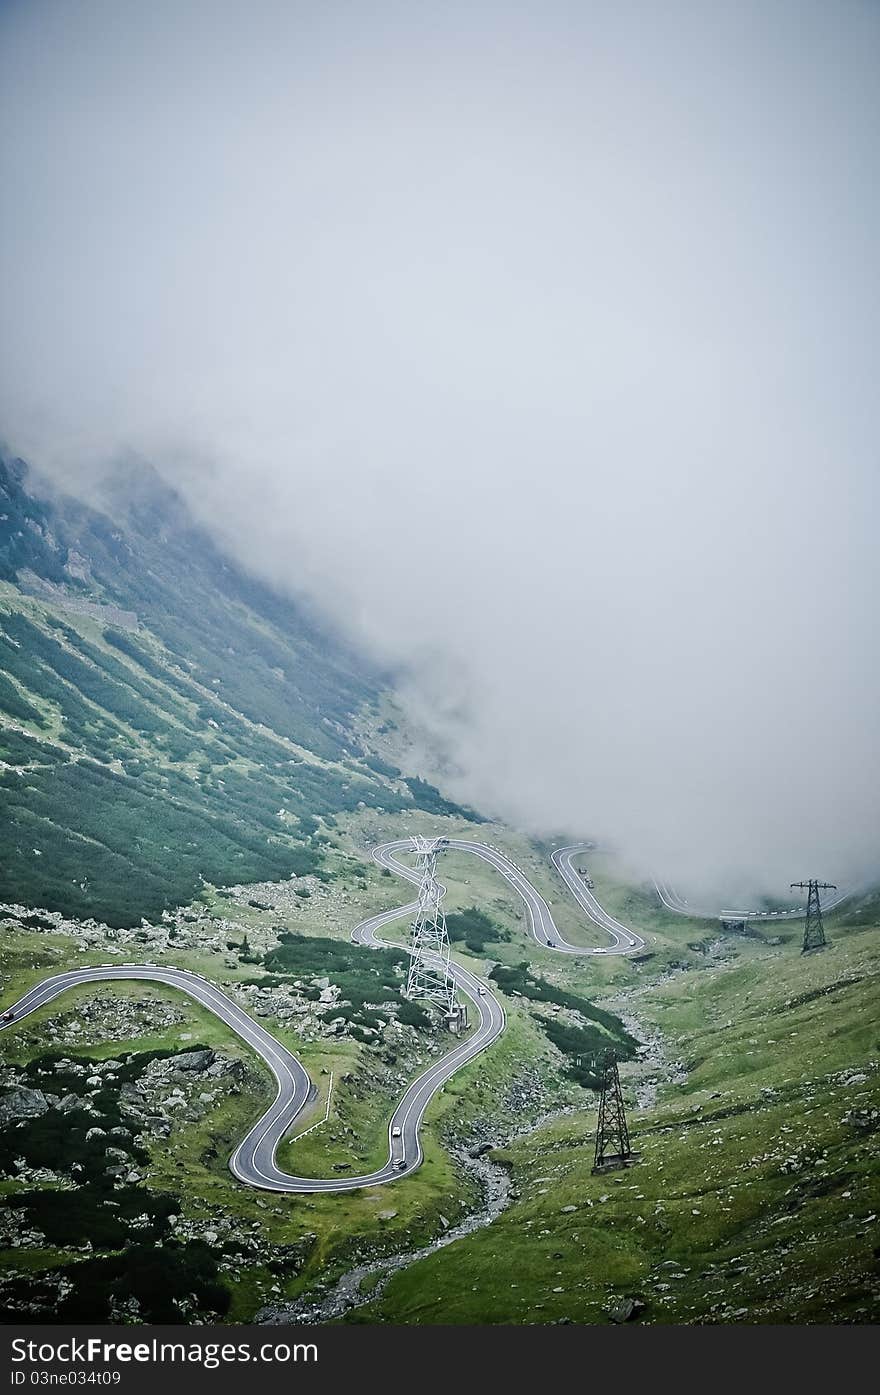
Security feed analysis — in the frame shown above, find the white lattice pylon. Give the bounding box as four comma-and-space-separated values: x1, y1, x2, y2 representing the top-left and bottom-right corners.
406, 837, 457, 1013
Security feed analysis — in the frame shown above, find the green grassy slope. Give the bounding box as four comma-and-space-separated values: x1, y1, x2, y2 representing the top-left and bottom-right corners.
0, 455, 475, 925
352, 896, 880, 1325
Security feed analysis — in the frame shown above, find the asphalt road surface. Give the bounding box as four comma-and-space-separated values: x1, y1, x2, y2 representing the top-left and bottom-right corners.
653, 877, 850, 922
1, 838, 640, 1193
372, 839, 644, 954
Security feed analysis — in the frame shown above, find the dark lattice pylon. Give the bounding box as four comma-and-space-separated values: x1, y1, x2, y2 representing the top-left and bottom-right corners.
790, 879, 836, 954
591, 1050, 636, 1174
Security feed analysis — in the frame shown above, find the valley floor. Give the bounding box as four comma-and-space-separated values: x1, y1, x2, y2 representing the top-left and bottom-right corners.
1, 812, 878, 1324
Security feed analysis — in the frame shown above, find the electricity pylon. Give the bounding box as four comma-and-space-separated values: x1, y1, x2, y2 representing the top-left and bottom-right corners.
592, 1049, 638, 1174
406, 837, 457, 1014
790, 879, 836, 954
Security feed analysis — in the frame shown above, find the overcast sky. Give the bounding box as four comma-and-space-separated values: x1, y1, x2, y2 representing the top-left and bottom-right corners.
1, 0, 878, 901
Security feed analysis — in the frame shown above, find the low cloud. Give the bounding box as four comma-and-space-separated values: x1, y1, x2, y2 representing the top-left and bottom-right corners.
1, 0, 878, 900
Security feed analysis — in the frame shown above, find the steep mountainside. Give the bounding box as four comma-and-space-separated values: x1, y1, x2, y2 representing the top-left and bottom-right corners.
0, 455, 474, 926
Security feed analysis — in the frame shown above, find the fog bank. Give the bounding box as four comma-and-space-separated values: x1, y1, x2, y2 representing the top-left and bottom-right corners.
1, 1, 878, 900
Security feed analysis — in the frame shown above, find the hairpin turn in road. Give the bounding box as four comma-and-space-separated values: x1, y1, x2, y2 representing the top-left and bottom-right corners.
1, 839, 640, 1192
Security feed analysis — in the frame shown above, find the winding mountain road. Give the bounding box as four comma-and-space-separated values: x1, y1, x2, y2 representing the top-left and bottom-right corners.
0, 838, 639, 1193
653, 877, 850, 922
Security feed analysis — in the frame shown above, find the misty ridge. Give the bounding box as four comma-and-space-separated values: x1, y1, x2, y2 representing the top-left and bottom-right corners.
1, 0, 878, 902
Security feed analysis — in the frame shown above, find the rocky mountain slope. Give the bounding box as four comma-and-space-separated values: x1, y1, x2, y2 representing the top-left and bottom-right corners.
0, 453, 473, 926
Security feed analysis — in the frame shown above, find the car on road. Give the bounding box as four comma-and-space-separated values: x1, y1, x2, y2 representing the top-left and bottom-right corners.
395, 1159, 407, 1170
391, 1126, 401, 1138
478, 987, 487, 997
1, 1009, 14, 1022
